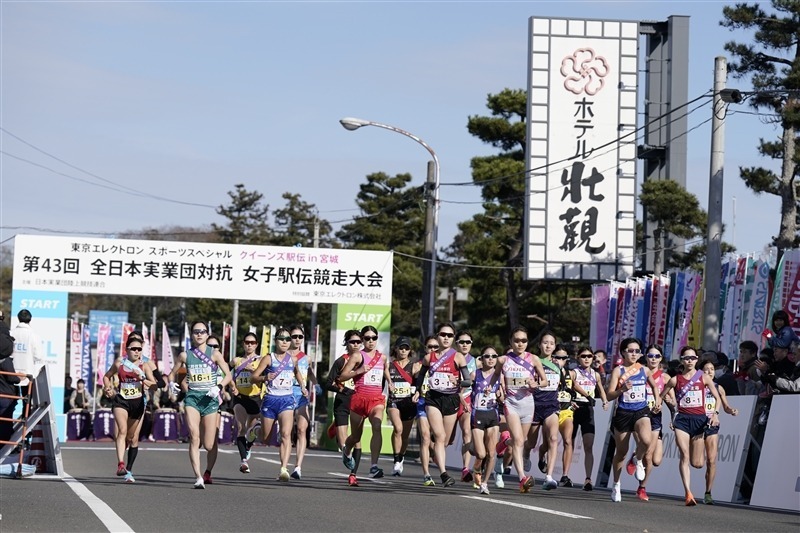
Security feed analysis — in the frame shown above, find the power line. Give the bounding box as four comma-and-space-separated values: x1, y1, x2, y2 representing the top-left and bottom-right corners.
1, 129, 217, 209
440, 90, 713, 188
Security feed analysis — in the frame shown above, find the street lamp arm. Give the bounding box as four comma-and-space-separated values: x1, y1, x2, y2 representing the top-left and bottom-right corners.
339, 117, 440, 180
339, 116, 440, 338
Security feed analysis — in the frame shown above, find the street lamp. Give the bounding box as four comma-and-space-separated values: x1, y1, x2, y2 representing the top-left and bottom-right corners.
339, 117, 440, 338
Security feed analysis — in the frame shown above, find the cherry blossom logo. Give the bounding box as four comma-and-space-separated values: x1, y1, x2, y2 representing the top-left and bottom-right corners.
560, 48, 609, 96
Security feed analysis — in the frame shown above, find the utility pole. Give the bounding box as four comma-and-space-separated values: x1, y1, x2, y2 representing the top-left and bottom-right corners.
421, 160, 437, 338
309, 216, 320, 360
703, 56, 727, 351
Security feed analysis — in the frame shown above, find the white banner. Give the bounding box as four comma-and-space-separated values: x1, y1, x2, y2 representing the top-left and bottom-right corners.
12, 234, 393, 306
620, 396, 756, 502
750, 395, 800, 511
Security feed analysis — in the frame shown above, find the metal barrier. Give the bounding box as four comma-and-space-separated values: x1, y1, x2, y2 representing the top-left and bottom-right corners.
0, 366, 63, 478
0, 370, 33, 478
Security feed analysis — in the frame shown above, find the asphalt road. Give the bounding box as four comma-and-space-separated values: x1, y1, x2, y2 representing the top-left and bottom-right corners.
1, 442, 797, 533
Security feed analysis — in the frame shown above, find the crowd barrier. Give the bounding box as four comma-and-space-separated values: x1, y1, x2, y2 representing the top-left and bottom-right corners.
618, 395, 757, 503
750, 395, 800, 512
65, 408, 237, 444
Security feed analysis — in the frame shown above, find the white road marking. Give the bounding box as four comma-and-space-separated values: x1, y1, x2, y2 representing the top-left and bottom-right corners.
460, 495, 594, 519
62, 473, 135, 532
328, 472, 392, 485
63, 445, 339, 459
254, 457, 282, 465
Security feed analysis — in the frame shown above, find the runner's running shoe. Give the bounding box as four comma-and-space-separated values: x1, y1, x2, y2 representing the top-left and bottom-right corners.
240, 462, 250, 474
542, 476, 557, 491
611, 484, 622, 502
342, 449, 355, 471
423, 475, 436, 487
626, 454, 636, 476
369, 465, 384, 478
348, 473, 359, 487
461, 468, 473, 483
636, 487, 649, 501
634, 457, 645, 481
494, 472, 504, 489
441, 473, 456, 487
194, 477, 205, 489
278, 467, 290, 482
538, 456, 547, 474
202, 470, 213, 485
124, 471, 135, 484
479, 483, 490, 495
519, 475, 534, 493
560, 475, 573, 488
523, 457, 532, 474
392, 461, 403, 476
290, 467, 302, 480
704, 492, 714, 505
116, 462, 127, 476
495, 431, 511, 455
685, 492, 697, 506
583, 479, 593, 491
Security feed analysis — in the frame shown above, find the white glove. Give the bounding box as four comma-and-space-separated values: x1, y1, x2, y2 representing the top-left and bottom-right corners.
206, 386, 220, 400
169, 382, 180, 395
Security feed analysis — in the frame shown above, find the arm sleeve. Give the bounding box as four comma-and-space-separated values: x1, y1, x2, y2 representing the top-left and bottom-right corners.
324, 358, 344, 393
414, 365, 429, 391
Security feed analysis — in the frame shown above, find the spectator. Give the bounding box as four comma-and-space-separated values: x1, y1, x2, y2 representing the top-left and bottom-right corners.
736, 340, 761, 395
69, 379, 91, 410
64, 376, 75, 413
152, 380, 181, 411
762, 363, 800, 393
711, 352, 738, 396
11, 309, 43, 388
756, 344, 795, 381
592, 349, 608, 385
764, 310, 800, 350
94, 383, 114, 409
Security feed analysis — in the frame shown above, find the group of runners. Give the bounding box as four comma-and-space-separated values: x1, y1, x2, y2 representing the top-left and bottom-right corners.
102, 320, 738, 505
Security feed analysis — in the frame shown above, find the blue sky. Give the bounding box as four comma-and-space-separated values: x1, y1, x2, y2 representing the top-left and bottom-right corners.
0, 1, 780, 262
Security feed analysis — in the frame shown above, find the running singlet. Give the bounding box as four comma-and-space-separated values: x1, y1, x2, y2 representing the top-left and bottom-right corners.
676, 372, 706, 415
186, 347, 216, 392
573, 368, 597, 403
533, 359, 560, 405
232, 355, 262, 396
389, 360, 414, 399
472, 370, 499, 412
293, 352, 310, 391
118, 359, 145, 400
266, 353, 294, 397
704, 383, 719, 417
616, 365, 647, 411
428, 350, 459, 394
354, 351, 385, 396
646, 370, 666, 411
502, 352, 536, 400
557, 369, 574, 410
